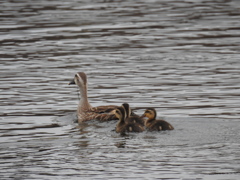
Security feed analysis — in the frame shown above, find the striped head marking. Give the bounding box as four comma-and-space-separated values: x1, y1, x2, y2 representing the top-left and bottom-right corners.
114, 107, 126, 120
122, 103, 130, 118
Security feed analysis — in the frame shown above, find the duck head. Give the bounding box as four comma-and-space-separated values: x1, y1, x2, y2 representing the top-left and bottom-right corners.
68, 72, 88, 88
121, 103, 131, 118
142, 108, 157, 121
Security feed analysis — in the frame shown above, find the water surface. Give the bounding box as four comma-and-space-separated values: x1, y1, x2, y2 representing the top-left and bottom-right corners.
0, 0, 240, 179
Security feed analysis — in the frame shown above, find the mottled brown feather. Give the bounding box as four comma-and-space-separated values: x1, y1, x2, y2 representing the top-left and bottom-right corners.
78, 110, 117, 122
90, 105, 119, 113
69, 72, 118, 123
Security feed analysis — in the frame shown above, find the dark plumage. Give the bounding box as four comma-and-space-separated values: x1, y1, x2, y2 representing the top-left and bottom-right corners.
142, 108, 174, 131
121, 103, 145, 126
114, 107, 144, 135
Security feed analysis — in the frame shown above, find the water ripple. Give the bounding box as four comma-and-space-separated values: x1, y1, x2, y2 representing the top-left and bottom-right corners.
1, 0, 240, 179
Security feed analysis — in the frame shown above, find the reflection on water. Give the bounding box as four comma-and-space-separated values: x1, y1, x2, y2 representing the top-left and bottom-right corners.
0, 0, 240, 179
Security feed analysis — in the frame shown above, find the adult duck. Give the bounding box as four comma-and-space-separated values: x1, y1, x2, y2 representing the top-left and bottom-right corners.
69, 72, 118, 122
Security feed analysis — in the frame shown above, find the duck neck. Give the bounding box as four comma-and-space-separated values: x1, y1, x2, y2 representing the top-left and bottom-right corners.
118, 116, 125, 126
145, 118, 155, 125
78, 84, 92, 112
127, 108, 131, 118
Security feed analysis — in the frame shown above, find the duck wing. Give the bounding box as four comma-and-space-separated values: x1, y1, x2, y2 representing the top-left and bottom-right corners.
89, 105, 119, 114
90, 112, 117, 121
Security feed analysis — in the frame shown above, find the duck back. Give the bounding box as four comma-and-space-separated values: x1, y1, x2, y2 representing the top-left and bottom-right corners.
147, 120, 174, 131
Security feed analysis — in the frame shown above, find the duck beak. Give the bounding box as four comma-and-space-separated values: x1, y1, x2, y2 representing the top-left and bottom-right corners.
142, 116, 148, 121
141, 114, 148, 121
68, 79, 75, 85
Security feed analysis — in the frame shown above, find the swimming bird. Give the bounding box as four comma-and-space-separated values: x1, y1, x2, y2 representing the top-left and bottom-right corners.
114, 106, 144, 135
69, 72, 118, 123
142, 108, 174, 131
121, 103, 145, 126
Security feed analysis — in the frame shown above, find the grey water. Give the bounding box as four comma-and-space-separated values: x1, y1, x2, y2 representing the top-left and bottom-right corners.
0, 0, 240, 179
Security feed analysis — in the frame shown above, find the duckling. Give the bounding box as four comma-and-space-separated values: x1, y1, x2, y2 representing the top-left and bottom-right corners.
69, 72, 118, 122
121, 103, 145, 126
114, 107, 144, 134
142, 108, 174, 131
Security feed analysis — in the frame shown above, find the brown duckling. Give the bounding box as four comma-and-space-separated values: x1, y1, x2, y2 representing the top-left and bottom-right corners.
121, 103, 145, 127
114, 107, 144, 134
142, 108, 174, 131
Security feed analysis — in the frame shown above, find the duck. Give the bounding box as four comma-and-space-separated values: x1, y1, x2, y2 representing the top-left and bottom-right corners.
121, 103, 145, 127
69, 72, 118, 123
142, 108, 174, 131
114, 106, 145, 135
